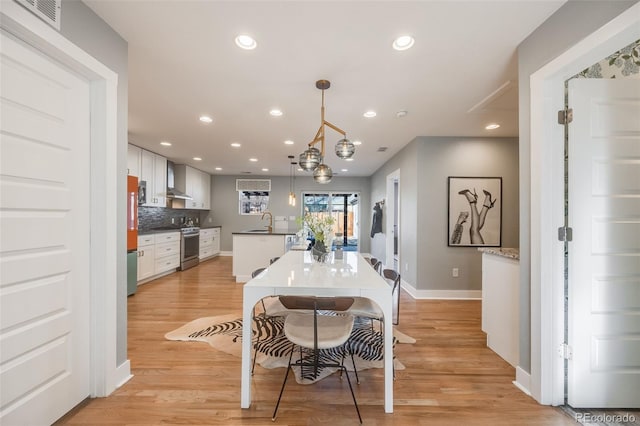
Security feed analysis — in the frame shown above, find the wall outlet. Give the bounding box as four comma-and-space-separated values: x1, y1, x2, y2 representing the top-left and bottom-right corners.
208, 217, 212, 223
171, 217, 175, 224
452, 268, 459, 278
405, 262, 409, 272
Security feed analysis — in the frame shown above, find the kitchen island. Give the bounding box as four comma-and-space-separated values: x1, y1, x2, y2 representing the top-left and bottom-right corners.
232, 230, 296, 282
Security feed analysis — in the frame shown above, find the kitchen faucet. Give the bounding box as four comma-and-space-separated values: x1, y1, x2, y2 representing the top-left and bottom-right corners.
261, 211, 273, 233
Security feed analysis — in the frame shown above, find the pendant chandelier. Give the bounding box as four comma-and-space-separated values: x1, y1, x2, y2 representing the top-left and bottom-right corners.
288, 155, 296, 206
299, 80, 355, 184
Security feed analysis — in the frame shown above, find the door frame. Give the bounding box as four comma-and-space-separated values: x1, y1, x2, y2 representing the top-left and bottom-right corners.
385, 169, 400, 270
529, 2, 640, 405
1, 3, 122, 397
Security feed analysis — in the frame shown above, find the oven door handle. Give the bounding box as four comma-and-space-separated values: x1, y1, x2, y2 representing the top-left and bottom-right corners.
182, 233, 200, 238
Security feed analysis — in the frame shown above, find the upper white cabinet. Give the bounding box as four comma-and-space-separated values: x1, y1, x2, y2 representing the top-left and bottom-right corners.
140, 149, 167, 207
127, 144, 141, 177
173, 164, 211, 210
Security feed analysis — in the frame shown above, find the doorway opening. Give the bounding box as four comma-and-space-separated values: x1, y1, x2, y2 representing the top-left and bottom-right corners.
302, 192, 360, 251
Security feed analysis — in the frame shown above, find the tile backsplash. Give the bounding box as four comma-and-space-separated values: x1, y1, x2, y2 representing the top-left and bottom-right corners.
138, 206, 210, 232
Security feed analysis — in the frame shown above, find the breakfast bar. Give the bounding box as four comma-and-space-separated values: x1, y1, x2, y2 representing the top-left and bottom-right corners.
241, 250, 395, 413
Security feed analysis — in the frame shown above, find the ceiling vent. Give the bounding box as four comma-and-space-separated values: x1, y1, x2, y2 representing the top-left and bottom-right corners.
14, 0, 61, 30
236, 179, 271, 192
377, 147, 388, 152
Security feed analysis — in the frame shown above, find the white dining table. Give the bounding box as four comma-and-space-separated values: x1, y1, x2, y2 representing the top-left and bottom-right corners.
241, 250, 394, 413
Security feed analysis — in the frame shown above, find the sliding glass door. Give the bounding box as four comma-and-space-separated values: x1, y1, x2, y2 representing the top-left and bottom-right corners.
302, 192, 359, 251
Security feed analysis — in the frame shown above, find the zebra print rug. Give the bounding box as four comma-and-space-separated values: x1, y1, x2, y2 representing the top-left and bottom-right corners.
165, 313, 415, 384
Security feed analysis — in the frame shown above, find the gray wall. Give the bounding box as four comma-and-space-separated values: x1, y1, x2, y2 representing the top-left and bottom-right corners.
517, 0, 637, 373
207, 175, 372, 253
59, 0, 129, 366
417, 137, 519, 291
370, 137, 518, 292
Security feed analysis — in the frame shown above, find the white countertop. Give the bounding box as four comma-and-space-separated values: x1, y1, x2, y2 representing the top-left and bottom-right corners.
247, 250, 389, 292
478, 247, 519, 260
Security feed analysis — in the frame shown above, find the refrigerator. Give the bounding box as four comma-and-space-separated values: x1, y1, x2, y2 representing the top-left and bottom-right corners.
127, 175, 139, 296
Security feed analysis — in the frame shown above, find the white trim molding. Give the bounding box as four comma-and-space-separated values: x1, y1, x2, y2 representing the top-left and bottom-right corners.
514, 366, 532, 396
401, 280, 482, 300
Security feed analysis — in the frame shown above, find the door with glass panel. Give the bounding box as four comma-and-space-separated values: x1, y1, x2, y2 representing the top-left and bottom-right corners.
303, 192, 359, 251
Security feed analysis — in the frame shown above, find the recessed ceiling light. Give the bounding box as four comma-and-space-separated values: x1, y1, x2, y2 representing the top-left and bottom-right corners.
231, 142, 241, 148
341, 169, 348, 172
345, 158, 354, 162
215, 167, 222, 171
270, 109, 283, 117
199, 115, 213, 123
392, 35, 415, 51
249, 158, 258, 162
396, 110, 408, 118
262, 168, 269, 172
363, 111, 377, 118
284, 140, 294, 145
160, 141, 172, 146
235, 34, 257, 50
352, 140, 362, 146
193, 157, 202, 161
485, 123, 501, 130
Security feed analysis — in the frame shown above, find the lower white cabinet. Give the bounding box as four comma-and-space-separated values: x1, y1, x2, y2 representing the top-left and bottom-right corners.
137, 234, 155, 281
137, 232, 180, 284
199, 227, 221, 260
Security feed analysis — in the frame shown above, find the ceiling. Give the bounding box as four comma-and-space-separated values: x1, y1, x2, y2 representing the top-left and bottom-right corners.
84, 1, 565, 177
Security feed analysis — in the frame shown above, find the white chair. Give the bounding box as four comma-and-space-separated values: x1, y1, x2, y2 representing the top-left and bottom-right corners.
272, 296, 362, 424
349, 268, 401, 327
251, 267, 294, 374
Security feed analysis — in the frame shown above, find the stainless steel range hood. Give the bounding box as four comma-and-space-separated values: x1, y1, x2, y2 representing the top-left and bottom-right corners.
166, 161, 193, 200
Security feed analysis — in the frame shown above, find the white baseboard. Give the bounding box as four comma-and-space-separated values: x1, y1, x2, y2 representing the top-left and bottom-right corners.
401, 280, 482, 300
513, 366, 532, 396
220, 251, 232, 256
115, 360, 133, 389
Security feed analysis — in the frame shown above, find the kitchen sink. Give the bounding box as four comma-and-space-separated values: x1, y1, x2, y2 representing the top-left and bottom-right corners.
245, 229, 270, 233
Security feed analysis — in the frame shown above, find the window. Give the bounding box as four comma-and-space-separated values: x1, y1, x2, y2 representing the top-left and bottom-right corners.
239, 191, 269, 215
302, 192, 359, 250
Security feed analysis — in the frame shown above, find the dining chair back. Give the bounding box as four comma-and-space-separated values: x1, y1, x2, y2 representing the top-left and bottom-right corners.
368, 257, 382, 274
272, 295, 362, 423
382, 269, 401, 325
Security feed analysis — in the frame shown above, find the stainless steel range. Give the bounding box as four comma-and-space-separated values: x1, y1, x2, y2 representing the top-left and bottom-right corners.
180, 226, 200, 270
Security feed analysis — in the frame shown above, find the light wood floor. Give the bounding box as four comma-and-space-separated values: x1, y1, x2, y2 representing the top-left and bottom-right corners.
56, 256, 577, 425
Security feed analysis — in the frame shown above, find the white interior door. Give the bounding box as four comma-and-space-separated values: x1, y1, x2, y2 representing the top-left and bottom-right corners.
0, 29, 91, 424
567, 78, 640, 408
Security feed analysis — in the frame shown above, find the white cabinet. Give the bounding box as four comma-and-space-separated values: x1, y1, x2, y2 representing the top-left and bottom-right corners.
127, 144, 141, 177
154, 232, 180, 274
211, 227, 220, 254
199, 227, 221, 260
137, 232, 180, 283
173, 165, 210, 210
137, 234, 155, 281
140, 149, 167, 207
232, 233, 293, 282
481, 251, 520, 367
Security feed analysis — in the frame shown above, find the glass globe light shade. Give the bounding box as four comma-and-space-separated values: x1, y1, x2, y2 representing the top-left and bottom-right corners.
313, 163, 333, 184
299, 147, 321, 171
335, 138, 355, 159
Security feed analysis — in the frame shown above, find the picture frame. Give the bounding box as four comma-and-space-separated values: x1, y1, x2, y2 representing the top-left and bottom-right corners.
448, 176, 502, 247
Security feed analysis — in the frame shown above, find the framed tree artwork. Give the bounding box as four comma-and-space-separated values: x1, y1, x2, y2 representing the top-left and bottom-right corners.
448, 177, 502, 247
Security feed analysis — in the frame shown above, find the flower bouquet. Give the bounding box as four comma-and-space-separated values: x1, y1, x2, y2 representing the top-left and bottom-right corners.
301, 214, 335, 263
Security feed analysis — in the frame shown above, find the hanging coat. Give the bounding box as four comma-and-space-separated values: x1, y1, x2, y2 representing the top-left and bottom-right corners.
371, 203, 383, 237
